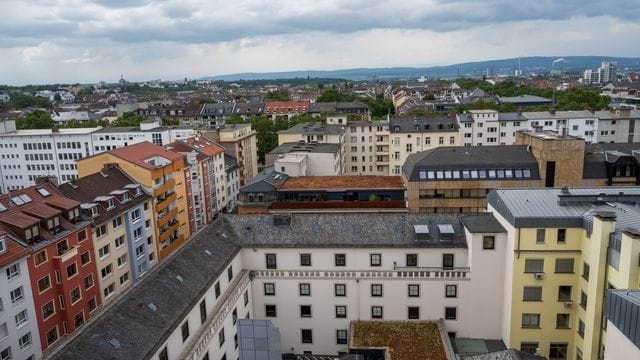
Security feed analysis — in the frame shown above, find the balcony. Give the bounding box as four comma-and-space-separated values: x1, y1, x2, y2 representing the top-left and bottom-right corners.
54, 246, 79, 264
156, 192, 177, 211
159, 234, 185, 259
159, 221, 180, 241
153, 178, 176, 196
157, 207, 178, 227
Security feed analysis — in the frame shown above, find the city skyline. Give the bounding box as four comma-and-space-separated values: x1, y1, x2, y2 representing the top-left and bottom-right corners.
1, 0, 639, 85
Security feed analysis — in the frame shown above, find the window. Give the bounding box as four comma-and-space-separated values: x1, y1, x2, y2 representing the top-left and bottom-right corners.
10, 286, 23, 303
112, 216, 122, 228
214, 282, 220, 298
408, 284, 420, 297
521, 313, 540, 328
88, 297, 97, 312
301, 329, 313, 344
483, 236, 495, 249
181, 321, 190, 342
406, 253, 417, 267
442, 253, 454, 270
96, 224, 107, 238
555, 258, 574, 273
159, 347, 168, 360
264, 283, 275, 296
371, 284, 383, 297
582, 262, 590, 281
0, 347, 10, 360
84, 274, 94, 289
370, 253, 381, 266
42, 300, 55, 319
46, 326, 58, 346
578, 319, 585, 337
98, 244, 110, 259
445, 307, 457, 320
18, 332, 31, 349
101, 264, 113, 278
523, 286, 542, 301
265, 253, 277, 269
335, 305, 347, 318
15, 309, 28, 327
371, 306, 383, 319
336, 329, 348, 344
520, 342, 539, 355
558, 286, 572, 301
66, 263, 78, 278
445, 284, 457, 298
244, 290, 249, 306
300, 305, 312, 318
133, 227, 143, 240
556, 313, 570, 329
536, 229, 545, 243
38, 275, 51, 292
227, 266, 233, 281
117, 254, 127, 267
265, 305, 277, 317
6, 263, 19, 280
580, 291, 587, 309
299, 283, 311, 296
70, 286, 81, 304
131, 209, 141, 222
335, 284, 346, 297
524, 259, 544, 273
557, 229, 566, 243
300, 253, 311, 266
334, 253, 346, 266
34, 250, 47, 266
408, 307, 420, 320
81, 251, 91, 265
103, 283, 115, 298
115, 236, 125, 248
74, 311, 84, 328
218, 328, 225, 346
119, 272, 129, 285
56, 240, 69, 256
549, 343, 568, 360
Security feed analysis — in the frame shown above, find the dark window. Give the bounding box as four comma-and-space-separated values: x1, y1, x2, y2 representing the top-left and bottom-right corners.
524, 259, 544, 273
549, 343, 568, 360
408, 284, 419, 297
181, 321, 190, 342
200, 300, 207, 324
558, 286, 572, 301
266, 253, 277, 269
159, 347, 168, 360
214, 282, 220, 298
300, 305, 312, 318
445, 284, 457, 298
336, 329, 348, 344
445, 307, 457, 320
334, 284, 346, 297
264, 282, 275, 296
536, 229, 546, 243
580, 291, 587, 309
370, 253, 381, 266
578, 319, 585, 337
555, 258, 574, 273
218, 328, 225, 347
265, 305, 277, 317
442, 254, 454, 270
582, 262, 590, 281
335, 305, 347, 318
371, 306, 383, 319
523, 286, 543, 301
520, 342, 539, 355
483, 236, 495, 249
406, 253, 417, 267
557, 229, 566, 243
227, 266, 233, 281
556, 313, 570, 329
299, 283, 311, 296
300, 253, 311, 266
408, 307, 420, 319
371, 284, 383, 297
301, 329, 313, 344
522, 313, 540, 328
334, 254, 346, 266
244, 290, 249, 306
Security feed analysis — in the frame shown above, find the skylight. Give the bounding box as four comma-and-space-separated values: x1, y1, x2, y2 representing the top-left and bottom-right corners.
37, 188, 51, 197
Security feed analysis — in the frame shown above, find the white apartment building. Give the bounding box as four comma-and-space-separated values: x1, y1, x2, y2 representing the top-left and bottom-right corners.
457, 110, 529, 146
523, 111, 599, 142
0, 236, 42, 360
91, 119, 194, 152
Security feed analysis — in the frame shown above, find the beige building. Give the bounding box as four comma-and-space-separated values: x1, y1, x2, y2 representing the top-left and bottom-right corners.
201, 124, 258, 186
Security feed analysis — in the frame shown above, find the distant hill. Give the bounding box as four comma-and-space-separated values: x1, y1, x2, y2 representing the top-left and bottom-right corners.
203, 56, 640, 82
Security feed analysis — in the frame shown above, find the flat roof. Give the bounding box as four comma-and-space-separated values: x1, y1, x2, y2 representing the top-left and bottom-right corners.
279, 176, 404, 191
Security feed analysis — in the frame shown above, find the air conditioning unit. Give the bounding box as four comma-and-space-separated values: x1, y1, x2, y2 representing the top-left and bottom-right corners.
534, 272, 545, 280
564, 301, 573, 308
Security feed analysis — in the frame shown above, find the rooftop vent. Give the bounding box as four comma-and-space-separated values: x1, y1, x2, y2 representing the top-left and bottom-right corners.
176, 275, 184, 283
108, 338, 121, 349
204, 249, 212, 256
147, 303, 157, 312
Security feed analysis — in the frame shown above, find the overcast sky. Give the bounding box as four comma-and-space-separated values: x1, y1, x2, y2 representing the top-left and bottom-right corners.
1, 0, 639, 85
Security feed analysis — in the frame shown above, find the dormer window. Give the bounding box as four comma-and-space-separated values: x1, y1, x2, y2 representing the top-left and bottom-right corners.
107, 199, 115, 210
135, 187, 142, 197
91, 206, 99, 218
0, 237, 6, 254
24, 225, 40, 244
122, 192, 129, 203
68, 207, 80, 223
46, 216, 61, 233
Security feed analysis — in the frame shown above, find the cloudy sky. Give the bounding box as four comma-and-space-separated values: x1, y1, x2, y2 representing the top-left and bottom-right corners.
1, 0, 639, 85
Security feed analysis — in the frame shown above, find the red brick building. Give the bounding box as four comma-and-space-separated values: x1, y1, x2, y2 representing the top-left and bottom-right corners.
0, 183, 101, 351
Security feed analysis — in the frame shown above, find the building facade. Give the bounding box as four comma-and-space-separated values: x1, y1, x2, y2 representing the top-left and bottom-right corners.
201, 124, 258, 187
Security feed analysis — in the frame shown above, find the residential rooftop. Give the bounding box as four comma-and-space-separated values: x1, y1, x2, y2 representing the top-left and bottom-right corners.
279, 176, 404, 191
269, 142, 341, 154
390, 115, 459, 132
108, 141, 183, 170
278, 122, 344, 135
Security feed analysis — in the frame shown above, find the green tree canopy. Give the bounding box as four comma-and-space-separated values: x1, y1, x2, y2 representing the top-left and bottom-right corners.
15, 109, 54, 129
264, 89, 290, 101
111, 112, 147, 127
316, 89, 355, 102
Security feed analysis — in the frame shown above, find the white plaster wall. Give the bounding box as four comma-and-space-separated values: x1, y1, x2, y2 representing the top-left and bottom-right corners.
604, 320, 640, 360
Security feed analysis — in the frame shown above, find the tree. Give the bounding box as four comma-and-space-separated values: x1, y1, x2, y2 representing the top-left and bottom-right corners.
316, 89, 354, 102
111, 112, 147, 127
358, 96, 394, 119
264, 89, 290, 101
225, 115, 245, 124
61, 119, 109, 128
15, 110, 54, 129
161, 117, 180, 126
10, 93, 50, 109
53, 93, 61, 101
247, 116, 278, 164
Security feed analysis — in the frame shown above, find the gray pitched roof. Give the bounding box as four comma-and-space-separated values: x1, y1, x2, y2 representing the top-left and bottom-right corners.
50, 219, 241, 360
226, 214, 470, 248
269, 142, 341, 154
497, 95, 551, 104
390, 115, 458, 132
308, 101, 369, 113
240, 169, 288, 193
461, 214, 506, 233
583, 143, 640, 179
278, 122, 344, 135
403, 145, 540, 182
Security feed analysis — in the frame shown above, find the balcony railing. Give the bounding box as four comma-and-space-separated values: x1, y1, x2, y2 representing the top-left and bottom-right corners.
252, 268, 470, 280
53, 246, 79, 263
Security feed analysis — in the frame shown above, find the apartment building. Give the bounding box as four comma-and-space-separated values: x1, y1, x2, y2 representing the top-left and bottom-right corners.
264, 101, 309, 120
403, 130, 640, 213
0, 121, 99, 192
224, 155, 240, 212
90, 119, 195, 151
488, 187, 640, 360
345, 120, 390, 175
457, 110, 528, 146
0, 235, 42, 360
389, 115, 460, 175
201, 124, 258, 186
165, 137, 228, 230
0, 184, 102, 352
268, 143, 344, 176
52, 212, 509, 359
308, 101, 370, 121
594, 109, 640, 143
58, 167, 156, 305
76, 142, 190, 260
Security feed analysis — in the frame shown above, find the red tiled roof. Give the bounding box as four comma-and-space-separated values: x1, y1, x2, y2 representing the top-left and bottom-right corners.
0, 229, 31, 268
280, 176, 405, 190
182, 137, 224, 157
265, 100, 310, 113
109, 141, 183, 170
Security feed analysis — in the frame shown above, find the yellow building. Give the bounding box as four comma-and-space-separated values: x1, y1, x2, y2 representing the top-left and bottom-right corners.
77, 141, 191, 260
201, 124, 258, 186
488, 187, 640, 360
